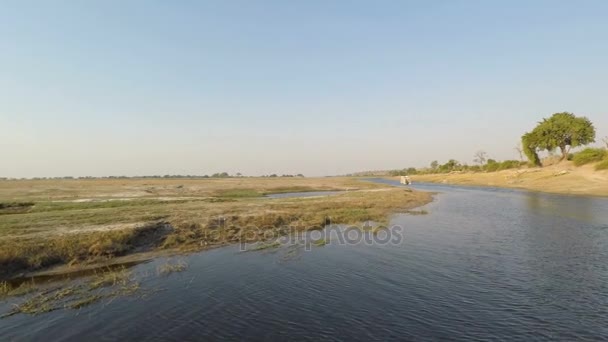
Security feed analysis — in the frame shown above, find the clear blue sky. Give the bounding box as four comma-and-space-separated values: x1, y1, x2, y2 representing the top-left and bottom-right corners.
2, 0, 607, 177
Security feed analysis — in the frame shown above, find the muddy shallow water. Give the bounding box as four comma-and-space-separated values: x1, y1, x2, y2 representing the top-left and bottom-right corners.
2, 181, 608, 341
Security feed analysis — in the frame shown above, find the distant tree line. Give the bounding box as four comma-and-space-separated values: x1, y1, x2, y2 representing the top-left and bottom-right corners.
387, 112, 606, 176
389, 157, 526, 176
0, 173, 306, 181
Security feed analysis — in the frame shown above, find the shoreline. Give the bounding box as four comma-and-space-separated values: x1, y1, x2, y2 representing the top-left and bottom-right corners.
396, 164, 608, 198
1, 178, 433, 283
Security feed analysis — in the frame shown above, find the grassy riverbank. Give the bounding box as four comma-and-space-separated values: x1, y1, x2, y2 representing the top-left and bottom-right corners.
408, 162, 608, 196
0, 177, 432, 280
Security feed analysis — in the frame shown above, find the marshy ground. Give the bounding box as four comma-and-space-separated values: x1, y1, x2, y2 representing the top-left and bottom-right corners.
0, 177, 432, 315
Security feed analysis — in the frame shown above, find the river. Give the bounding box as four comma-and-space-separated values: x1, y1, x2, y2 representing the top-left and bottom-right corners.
2, 181, 608, 341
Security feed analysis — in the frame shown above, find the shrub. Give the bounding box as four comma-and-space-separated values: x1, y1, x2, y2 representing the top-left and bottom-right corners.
484, 160, 500, 172
572, 148, 607, 166
483, 160, 521, 172
595, 159, 608, 171
497, 160, 521, 171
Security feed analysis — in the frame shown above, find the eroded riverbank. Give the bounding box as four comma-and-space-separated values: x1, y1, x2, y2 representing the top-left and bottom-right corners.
0, 177, 432, 307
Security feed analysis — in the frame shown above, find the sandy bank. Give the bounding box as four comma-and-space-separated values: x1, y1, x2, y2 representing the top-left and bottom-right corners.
407, 162, 608, 197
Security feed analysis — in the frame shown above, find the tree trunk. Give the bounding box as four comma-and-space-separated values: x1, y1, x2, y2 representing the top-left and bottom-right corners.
559, 145, 569, 160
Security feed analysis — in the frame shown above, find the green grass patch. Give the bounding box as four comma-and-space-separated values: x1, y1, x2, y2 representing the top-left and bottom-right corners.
262, 186, 329, 194
572, 148, 607, 166
0, 202, 35, 215
29, 199, 197, 214
328, 208, 372, 223
215, 189, 263, 198
485, 160, 522, 172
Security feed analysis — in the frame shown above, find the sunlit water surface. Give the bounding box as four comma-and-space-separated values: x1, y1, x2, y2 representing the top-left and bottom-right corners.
2, 181, 608, 341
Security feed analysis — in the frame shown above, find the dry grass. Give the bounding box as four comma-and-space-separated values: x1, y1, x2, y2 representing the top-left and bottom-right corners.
0, 279, 38, 300
89, 267, 134, 289
0, 223, 169, 279
0, 177, 377, 202
0, 177, 432, 281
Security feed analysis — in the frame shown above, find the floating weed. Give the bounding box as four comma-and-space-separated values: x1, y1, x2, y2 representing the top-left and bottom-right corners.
6, 286, 80, 316
404, 209, 428, 215
313, 238, 329, 247
157, 260, 188, 276
250, 241, 281, 251
1, 267, 144, 318
89, 267, 131, 290
69, 294, 102, 309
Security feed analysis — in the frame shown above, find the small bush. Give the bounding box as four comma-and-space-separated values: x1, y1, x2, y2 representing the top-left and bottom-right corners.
483, 160, 522, 172
595, 159, 608, 171
572, 148, 607, 166
497, 160, 521, 171
484, 160, 500, 172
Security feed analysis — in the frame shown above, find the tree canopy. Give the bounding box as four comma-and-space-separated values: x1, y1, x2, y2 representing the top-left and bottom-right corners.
521, 112, 595, 166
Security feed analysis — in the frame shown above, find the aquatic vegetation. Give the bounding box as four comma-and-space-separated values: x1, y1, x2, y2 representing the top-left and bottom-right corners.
250, 241, 281, 251
157, 260, 188, 276
404, 209, 428, 215
69, 294, 103, 309
9, 280, 37, 298
313, 238, 329, 247
0, 281, 10, 298
89, 267, 132, 289
1, 268, 142, 318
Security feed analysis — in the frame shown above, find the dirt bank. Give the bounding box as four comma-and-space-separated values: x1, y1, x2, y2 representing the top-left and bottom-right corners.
408, 162, 608, 197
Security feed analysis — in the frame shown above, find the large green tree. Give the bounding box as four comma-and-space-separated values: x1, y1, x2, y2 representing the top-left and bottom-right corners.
521, 112, 596, 166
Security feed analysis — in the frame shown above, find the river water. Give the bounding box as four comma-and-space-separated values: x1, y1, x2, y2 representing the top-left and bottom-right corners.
2, 181, 608, 341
